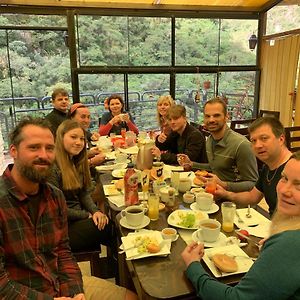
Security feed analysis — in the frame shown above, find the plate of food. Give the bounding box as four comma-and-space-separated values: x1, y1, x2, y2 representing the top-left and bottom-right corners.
203, 244, 254, 278
119, 145, 139, 155
167, 209, 209, 230
112, 168, 127, 178
120, 230, 171, 260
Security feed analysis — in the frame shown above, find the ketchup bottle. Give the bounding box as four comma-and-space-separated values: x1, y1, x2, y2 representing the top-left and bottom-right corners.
124, 163, 139, 206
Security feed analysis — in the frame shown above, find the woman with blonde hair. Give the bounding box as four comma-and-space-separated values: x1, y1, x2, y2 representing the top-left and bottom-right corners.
49, 119, 113, 251
156, 95, 175, 143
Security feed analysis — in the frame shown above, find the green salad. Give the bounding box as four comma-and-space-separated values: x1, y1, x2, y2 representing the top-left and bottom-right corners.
178, 212, 196, 228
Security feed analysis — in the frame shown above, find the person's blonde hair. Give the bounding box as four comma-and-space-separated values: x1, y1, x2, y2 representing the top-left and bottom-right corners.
156, 95, 175, 127
55, 119, 91, 190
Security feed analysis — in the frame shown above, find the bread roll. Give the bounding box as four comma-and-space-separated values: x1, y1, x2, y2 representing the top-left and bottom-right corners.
212, 254, 238, 273
193, 177, 204, 186
195, 170, 208, 178
146, 243, 160, 253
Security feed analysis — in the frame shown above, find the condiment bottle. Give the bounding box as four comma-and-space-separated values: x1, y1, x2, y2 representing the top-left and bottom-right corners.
124, 163, 139, 206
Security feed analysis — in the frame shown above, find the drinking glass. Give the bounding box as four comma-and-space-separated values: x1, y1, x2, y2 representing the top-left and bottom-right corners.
205, 177, 217, 194
148, 193, 159, 221
221, 202, 236, 232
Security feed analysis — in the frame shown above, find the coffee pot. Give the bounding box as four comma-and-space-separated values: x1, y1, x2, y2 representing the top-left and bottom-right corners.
136, 139, 154, 170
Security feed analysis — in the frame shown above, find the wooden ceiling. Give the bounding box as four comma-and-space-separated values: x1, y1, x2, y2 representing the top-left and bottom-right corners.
1, 0, 293, 13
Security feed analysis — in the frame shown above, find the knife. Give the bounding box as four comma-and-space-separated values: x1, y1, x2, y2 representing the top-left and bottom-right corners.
235, 230, 260, 247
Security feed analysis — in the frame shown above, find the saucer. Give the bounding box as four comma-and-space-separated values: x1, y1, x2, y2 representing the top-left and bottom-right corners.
190, 202, 219, 214
120, 215, 150, 230
192, 230, 227, 248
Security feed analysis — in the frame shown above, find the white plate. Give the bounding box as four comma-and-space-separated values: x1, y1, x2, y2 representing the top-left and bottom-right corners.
120, 230, 171, 260
120, 215, 151, 230
192, 230, 227, 248
203, 244, 254, 278
190, 202, 219, 214
234, 208, 270, 228
95, 162, 127, 172
112, 168, 127, 178
105, 151, 117, 160
119, 145, 139, 155
167, 209, 208, 230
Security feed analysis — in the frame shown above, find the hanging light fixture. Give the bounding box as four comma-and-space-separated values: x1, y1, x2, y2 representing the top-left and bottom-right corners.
248, 33, 257, 51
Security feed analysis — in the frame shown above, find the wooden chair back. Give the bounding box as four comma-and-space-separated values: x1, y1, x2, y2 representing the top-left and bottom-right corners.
259, 110, 280, 119
285, 126, 300, 152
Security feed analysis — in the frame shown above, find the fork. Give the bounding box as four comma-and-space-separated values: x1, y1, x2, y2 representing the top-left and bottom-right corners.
235, 211, 244, 223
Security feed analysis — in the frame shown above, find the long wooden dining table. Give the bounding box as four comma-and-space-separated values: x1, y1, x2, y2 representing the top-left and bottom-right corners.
100, 172, 266, 300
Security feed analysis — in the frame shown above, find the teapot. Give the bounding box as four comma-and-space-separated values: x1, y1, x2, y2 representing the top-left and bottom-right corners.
136, 139, 154, 170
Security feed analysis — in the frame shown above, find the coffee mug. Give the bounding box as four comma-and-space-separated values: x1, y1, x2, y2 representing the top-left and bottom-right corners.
197, 219, 221, 243
121, 205, 146, 227
196, 192, 214, 210
178, 177, 191, 193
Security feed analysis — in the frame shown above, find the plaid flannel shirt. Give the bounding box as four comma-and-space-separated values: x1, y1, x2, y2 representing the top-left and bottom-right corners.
0, 165, 83, 299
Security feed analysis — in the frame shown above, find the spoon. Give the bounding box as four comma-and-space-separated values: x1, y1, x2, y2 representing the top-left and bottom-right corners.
246, 205, 252, 218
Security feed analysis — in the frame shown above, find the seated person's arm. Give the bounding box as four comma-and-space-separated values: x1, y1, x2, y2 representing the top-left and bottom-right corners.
225, 141, 258, 192
215, 185, 263, 206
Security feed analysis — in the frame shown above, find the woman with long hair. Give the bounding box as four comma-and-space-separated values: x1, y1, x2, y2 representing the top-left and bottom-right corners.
99, 94, 139, 136
181, 151, 300, 300
49, 119, 113, 251
156, 95, 175, 143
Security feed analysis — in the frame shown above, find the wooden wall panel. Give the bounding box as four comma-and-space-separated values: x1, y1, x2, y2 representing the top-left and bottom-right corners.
259, 34, 300, 126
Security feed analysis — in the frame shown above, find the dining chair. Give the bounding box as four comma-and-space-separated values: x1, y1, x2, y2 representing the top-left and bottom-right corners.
258, 110, 280, 119
285, 126, 300, 152
230, 118, 256, 139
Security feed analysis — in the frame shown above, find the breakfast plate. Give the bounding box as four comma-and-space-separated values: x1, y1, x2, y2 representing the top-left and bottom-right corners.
112, 168, 127, 178
203, 244, 254, 278
167, 209, 208, 230
119, 145, 139, 155
190, 202, 219, 214
192, 230, 227, 248
120, 230, 171, 260
120, 215, 151, 230
234, 208, 271, 228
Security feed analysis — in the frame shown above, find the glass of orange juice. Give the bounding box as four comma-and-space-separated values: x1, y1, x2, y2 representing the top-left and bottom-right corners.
148, 193, 159, 221
221, 202, 236, 232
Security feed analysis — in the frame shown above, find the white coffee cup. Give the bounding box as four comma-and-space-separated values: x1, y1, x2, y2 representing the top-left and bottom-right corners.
121, 206, 146, 227
178, 177, 191, 193
196, 192, 214, 211
197, 219, 221, 243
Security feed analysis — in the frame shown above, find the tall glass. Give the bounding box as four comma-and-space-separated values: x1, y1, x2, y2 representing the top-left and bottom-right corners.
148, 193, 159, 221
221, 202, 236, 232
141, 171, 149, 201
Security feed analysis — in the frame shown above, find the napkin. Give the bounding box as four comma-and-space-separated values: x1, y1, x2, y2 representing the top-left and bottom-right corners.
107, 195, 125, 207
240, 223, 271, 238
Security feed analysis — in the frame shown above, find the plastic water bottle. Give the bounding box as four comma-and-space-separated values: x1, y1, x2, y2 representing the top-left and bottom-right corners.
124, 163, 139, 206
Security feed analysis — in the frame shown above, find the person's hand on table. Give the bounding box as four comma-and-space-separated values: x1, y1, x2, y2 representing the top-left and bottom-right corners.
157, 132, 167, 143
92, 211, 109, 230
90, 153, 106, 166
181, 242, 205, 267
89, 147, 101, 157
214, 183, 229, 200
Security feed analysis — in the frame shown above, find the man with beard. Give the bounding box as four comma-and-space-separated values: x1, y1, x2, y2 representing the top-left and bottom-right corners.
214, 117, 292, 217
0, 117, 137, 300
178, 98, 258, 192
152, 104, 207, 165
